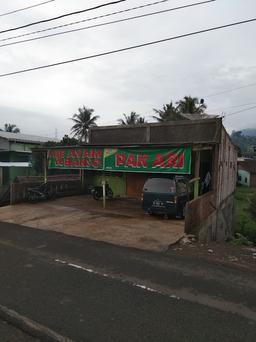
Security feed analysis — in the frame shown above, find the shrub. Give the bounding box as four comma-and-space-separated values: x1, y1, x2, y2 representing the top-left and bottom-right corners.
232, 233, 253, 246
249, 193, 256, 217
237, 217, 256, 244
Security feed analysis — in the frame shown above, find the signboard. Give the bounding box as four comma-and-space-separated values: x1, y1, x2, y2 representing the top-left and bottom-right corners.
48, 146, 191, 174
104, 147, 191, 174
48, 147, 104, 170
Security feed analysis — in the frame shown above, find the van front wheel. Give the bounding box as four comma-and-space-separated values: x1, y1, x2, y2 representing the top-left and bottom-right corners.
176, 206, 185, 219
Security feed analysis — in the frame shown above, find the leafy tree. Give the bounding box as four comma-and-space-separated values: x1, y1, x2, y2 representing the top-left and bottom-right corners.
235, 145, 242, 157
32, 135, 79, 174
0, 123, 20, 133
118, 111, 146, 125
231, 130, 256, 156
60, 134, 78, 146
232, 130, 242, 138
70, 106, 99, 142
152, 102, 182, 122
176, 96, 207, 114
136, 117, 147, 124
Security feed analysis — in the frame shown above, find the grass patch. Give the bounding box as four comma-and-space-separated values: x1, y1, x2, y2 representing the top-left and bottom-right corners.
234, 186, 256, 244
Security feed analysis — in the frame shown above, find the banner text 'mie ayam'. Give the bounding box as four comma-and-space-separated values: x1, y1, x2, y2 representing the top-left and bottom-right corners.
48, 148, 103, 169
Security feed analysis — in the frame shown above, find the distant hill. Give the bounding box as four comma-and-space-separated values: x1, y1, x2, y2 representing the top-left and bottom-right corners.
231, 130, 256, 156
241, 129, 256, 137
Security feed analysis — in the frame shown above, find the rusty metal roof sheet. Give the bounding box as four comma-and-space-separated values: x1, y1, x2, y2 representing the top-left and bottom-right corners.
0, 131, 57, 144
238, 159, 256, 174
89, 118, 222, 145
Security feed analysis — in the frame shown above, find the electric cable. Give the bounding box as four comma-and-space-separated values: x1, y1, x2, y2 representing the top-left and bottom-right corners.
0, 0, 178, 43
207, 81, 256, 97
0, 1, 215, 48
0, 0, 55, 17
0, 16, 255, 78
0, 0, 127, 35
225, 105, 256, 118
211, 102, 256, 112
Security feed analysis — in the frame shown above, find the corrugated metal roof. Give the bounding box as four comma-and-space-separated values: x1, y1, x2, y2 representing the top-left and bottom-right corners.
238, 159, 256, 174
90, 118, 223, 145
0, 131, 56, 144
180, 113, 219, 120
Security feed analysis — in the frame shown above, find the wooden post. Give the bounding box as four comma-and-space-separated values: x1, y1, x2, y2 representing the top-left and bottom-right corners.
194, 151, 201, 198
102, 177, 106, 209
43, 152, 47, 184
10, 182, 13, 205
194, 179, 199, 199
0, 167, 3, 187
79, 169, 82, 184
81, 170, 85, 190
189, 177, 200, 199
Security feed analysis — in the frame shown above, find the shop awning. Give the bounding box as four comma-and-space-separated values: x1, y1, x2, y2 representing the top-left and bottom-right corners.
47, 146, 192, 174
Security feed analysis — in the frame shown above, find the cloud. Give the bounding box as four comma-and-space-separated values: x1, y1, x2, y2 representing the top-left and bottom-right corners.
0, 0, 255, 134
0, 105, 70, 138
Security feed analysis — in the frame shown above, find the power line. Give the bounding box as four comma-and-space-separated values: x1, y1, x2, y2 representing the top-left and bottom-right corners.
207, 81, 256, 97
0, 0, 55, 17
225, 105, 256, 118
0, 1, 215, 49
0, 0, 127, 35
211, 102, 256, 112
0, 0, 175, 43
1, 17, 256, 78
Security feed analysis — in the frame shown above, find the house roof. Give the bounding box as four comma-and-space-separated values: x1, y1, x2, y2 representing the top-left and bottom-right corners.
179, 113, 219, 120
238, 159, 256, 174
89, 118, 223, 146
0, 131, 56, 144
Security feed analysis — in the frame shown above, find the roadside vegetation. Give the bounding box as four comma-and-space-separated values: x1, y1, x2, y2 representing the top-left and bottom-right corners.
0, 123, 20, 133
118, 96, 207, 125
234, 186, 256, 245
231, 130, 256, 157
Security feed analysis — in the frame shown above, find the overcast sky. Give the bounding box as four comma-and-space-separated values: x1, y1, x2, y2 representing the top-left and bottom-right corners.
0, 0, 255, 139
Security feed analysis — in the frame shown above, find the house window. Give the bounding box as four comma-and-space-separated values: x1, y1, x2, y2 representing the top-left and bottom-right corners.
245, 177, 248, 183
238, 175, 242, 181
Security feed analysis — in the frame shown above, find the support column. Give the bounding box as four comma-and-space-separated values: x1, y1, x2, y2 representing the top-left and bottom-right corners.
10, 182, 13, 205
43, 152, 48, 184
102, 175, 106, 209
194, 151, 201, 198
80, 169, 85, 192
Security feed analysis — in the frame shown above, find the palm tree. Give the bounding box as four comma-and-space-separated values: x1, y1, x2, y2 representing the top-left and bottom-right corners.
137, 117, 147, 124
70, 106, 99, 142
176, 96, 207, 114
118, 111, 146, 125
1, 123, 20, 133
152, 102, 182, 122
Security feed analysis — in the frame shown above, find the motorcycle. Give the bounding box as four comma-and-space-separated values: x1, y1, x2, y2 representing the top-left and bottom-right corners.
27, 182, 55, 203
91, 183, 113, 200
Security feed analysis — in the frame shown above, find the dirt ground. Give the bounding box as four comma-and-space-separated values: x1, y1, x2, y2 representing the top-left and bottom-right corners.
0, 195, 185, 252
168, 239, 256, 271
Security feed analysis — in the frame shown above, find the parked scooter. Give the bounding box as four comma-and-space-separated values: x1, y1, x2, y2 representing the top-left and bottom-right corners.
27, 182, 55, 203
91, 183, 113, 200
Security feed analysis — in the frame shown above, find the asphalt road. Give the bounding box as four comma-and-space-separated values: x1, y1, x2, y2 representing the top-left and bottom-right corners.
0, 221, 255, 341
0, 319, 38, 342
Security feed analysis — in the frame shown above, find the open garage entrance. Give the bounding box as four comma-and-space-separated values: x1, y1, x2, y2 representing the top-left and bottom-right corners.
0, 195, 185, 252
20, 146, 191, 250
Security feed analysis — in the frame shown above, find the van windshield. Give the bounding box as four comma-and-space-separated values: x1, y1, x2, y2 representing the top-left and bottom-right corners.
143, 178, 176, 193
